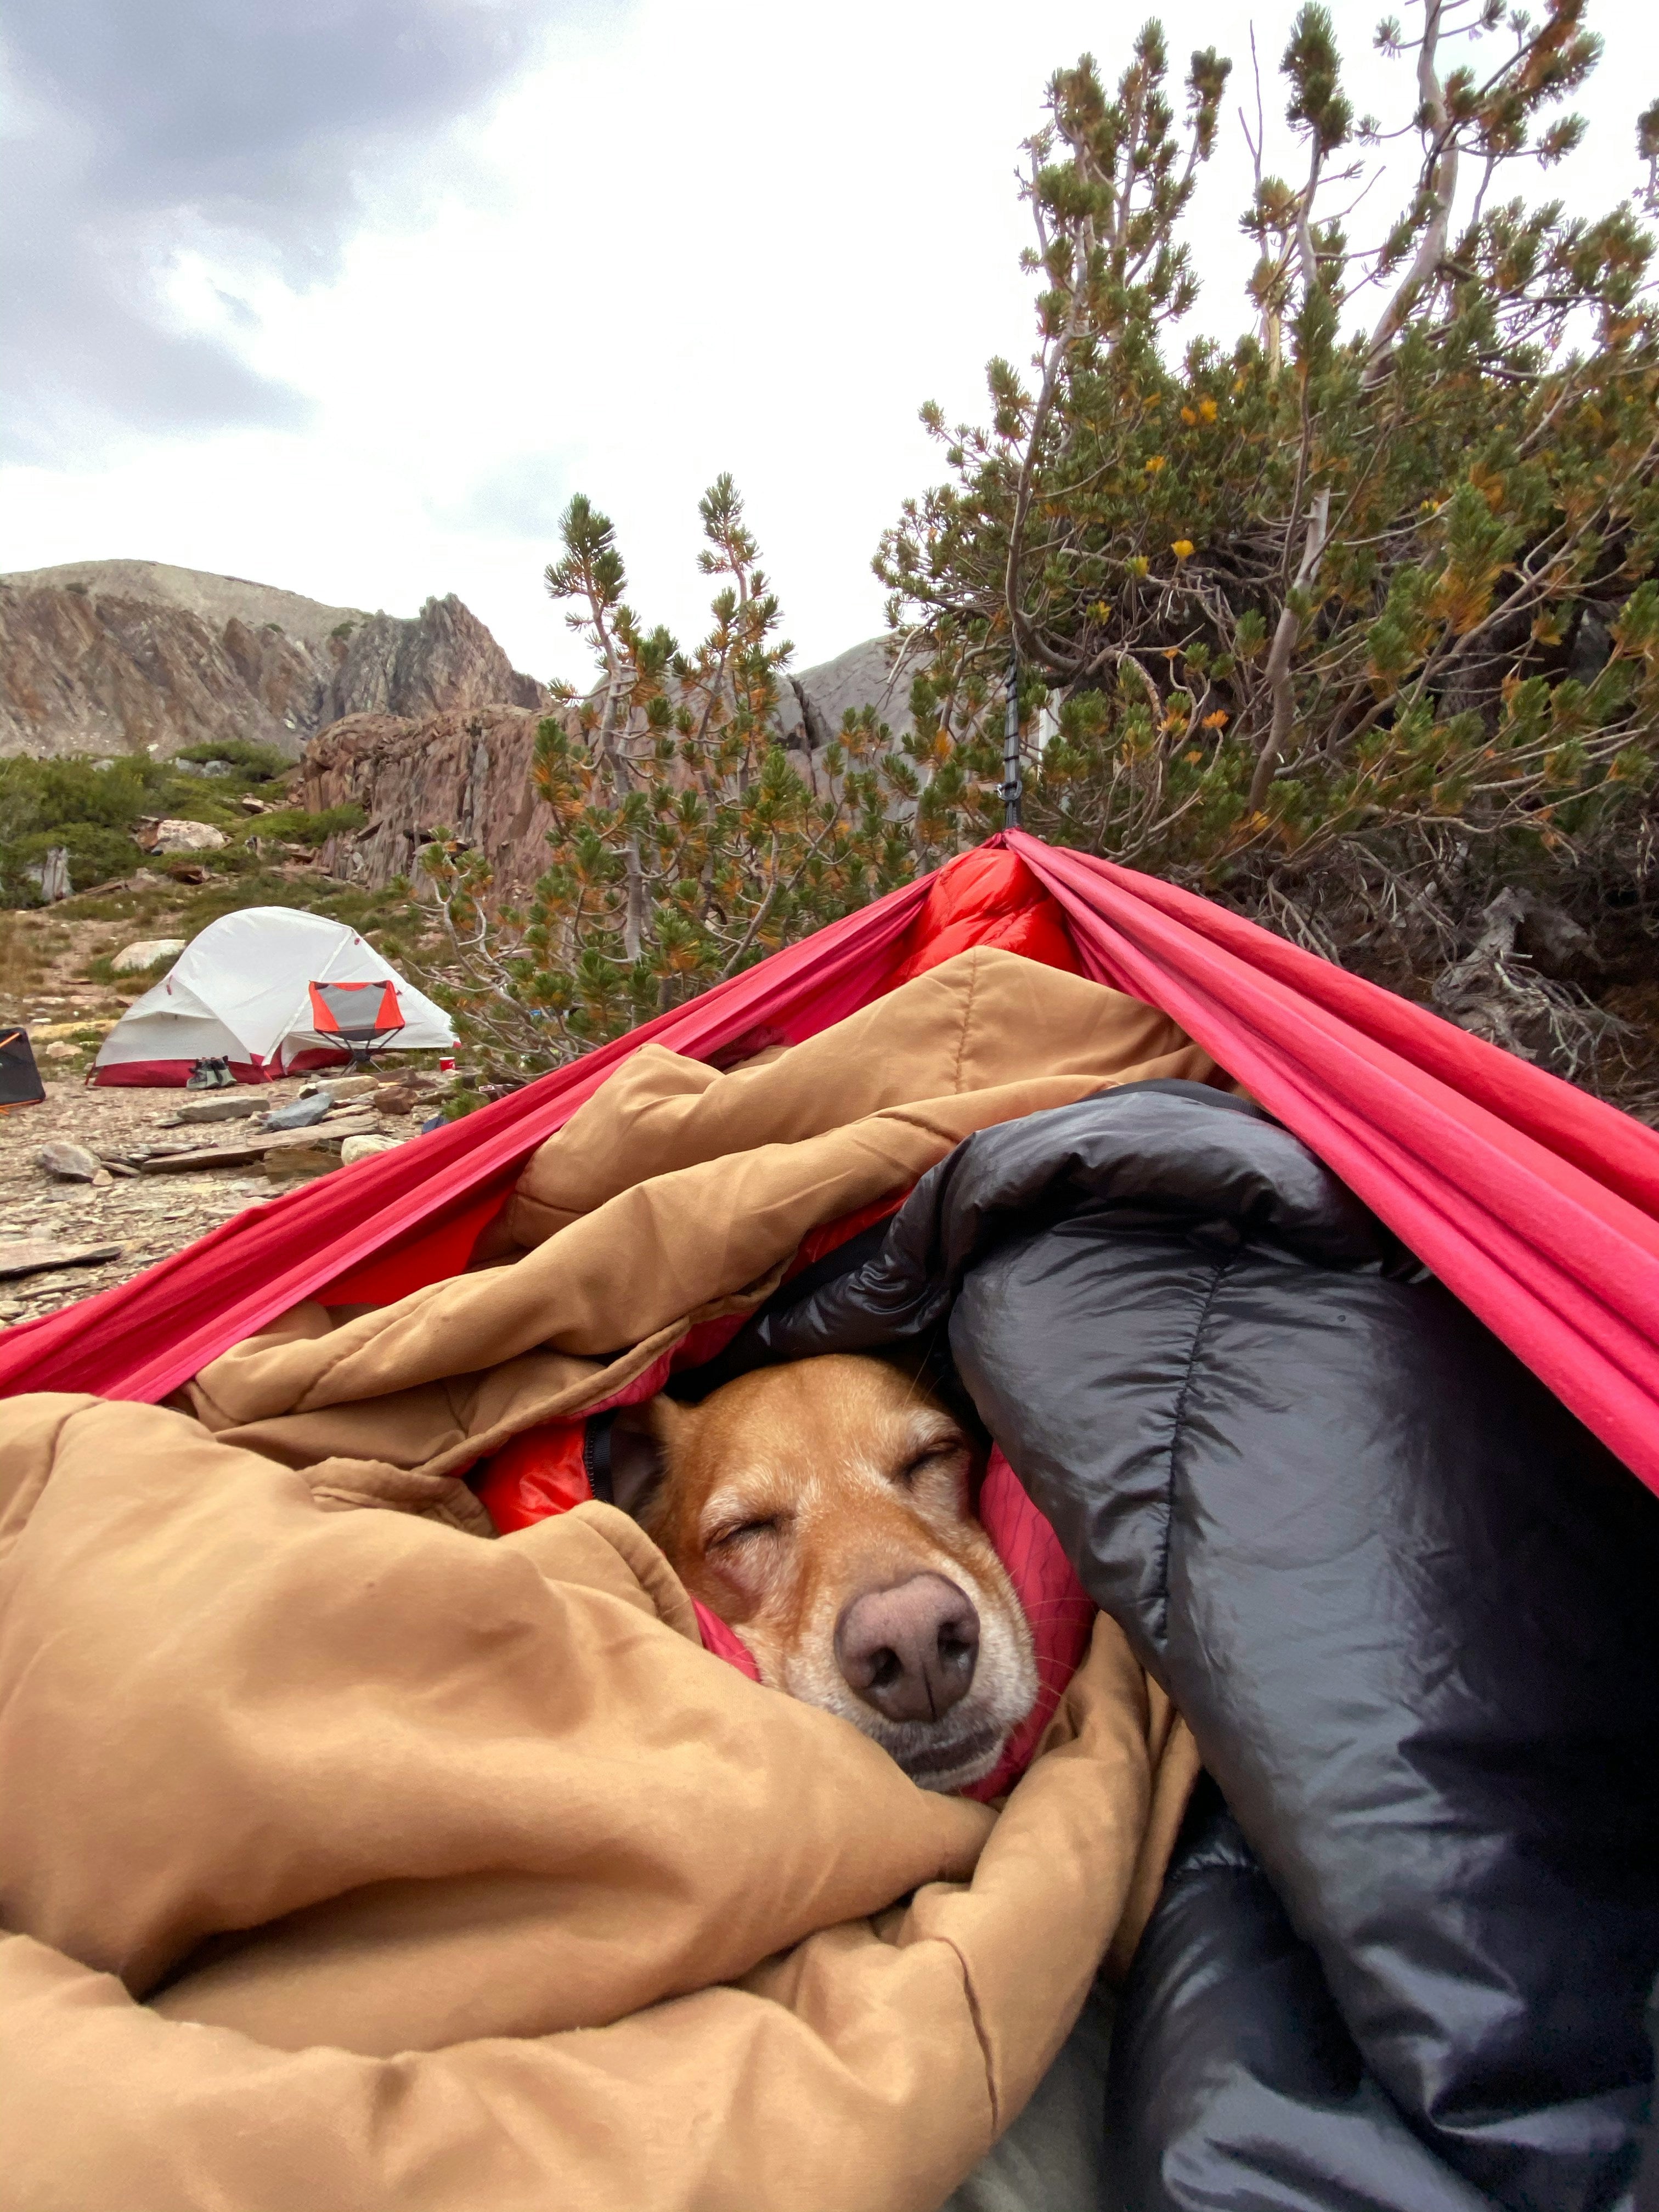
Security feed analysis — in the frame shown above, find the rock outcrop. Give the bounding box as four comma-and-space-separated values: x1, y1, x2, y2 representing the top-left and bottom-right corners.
319, 595, 545, 726
301, 639, 916, 897
301, 705, 556, 895
778, 636, 916, 750
0, 560, 547, 761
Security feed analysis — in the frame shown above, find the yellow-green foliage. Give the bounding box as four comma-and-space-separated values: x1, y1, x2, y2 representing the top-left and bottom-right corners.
422, 478, 945, 1064
877, 2, 1659, 890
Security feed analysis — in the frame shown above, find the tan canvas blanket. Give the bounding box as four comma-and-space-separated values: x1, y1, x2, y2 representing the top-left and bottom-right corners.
0, 949, 1211, 2211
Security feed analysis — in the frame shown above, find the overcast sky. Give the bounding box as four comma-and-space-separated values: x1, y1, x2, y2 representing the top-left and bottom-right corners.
2, 0, 1655, 684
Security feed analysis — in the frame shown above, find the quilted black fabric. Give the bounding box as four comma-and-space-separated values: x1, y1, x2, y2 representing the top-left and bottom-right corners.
741, 1081, 1659, 2211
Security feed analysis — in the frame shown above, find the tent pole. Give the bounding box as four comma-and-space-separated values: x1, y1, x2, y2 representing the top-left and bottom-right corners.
1002, 651, 1023, 829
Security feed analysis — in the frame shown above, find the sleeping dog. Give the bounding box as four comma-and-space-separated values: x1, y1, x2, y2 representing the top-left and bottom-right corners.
610, 1355, 1039, 1793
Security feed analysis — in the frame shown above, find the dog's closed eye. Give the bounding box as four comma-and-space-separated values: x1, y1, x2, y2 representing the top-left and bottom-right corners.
899, 1443, 966, 1485
708, 1513, 786, 1551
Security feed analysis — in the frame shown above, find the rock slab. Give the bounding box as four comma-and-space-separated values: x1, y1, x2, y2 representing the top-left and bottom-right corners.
144, 820, 228, 854
0, 1240, 123, 1279
37, 1141, 102, 1181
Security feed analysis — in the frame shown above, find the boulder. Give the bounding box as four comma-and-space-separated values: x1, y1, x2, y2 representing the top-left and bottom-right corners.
340, 1134, 404, 1166
111, 938, 185, 975
146, 820, 228, 854
261, 1145, 337, 1180
301, 636, 909, 897
36, 1142, 102, 1182
23, 847, 70, 902
170, 1094, 263, 1125
257, 1091, 334, 1132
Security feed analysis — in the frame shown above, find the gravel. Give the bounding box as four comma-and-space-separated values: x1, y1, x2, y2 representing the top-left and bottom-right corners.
0, 1074, 426, 1327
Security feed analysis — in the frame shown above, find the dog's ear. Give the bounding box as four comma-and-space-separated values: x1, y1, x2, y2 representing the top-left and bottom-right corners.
604, 1396, 688, 1526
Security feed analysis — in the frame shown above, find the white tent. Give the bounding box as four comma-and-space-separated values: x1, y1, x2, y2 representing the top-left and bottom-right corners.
92, 906, 455, 1087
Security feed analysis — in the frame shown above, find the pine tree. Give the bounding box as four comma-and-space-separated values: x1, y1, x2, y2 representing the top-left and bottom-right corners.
876, 3, 1659, 966
429, 3, 1659, 1086
422, 480, 928, 1066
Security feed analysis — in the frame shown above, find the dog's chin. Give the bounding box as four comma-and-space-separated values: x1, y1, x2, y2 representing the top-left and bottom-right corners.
884, 1718, 1008, 1793
760, 1624, 1039, 1795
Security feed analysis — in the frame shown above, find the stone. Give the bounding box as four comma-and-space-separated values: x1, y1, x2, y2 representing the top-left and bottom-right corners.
37, 1141, 101, 1181
257, 1090, 334, 1131
262, 1145, 337, 1180
23, 847, 70, 902
111, 937, 185, 974
307, 1074, 378, 1102
340, 1134, 404, 1165
263, 1114, 377, 1149
168, 1093, 263, 1124
138, 1113, 378, 1173
43, 1041, 80, 1062
0, 1239, 123, 1279
146, 819, 228, 853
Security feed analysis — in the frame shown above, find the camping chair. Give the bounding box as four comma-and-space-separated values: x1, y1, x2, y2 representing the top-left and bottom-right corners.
306, 979, 407, 1071
0, 1029, 46, 1114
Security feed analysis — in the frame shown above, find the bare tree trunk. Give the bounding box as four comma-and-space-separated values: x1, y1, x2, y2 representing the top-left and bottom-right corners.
622, 840, 645, 963
1248, 488, 1331, 813
1365, 1, 1456, 378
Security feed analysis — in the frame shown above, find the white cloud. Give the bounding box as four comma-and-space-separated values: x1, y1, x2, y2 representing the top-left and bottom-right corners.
3, 0, 1655, 684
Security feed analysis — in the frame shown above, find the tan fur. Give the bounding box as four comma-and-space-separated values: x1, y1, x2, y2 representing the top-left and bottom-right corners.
637, 1355, 1038, 1792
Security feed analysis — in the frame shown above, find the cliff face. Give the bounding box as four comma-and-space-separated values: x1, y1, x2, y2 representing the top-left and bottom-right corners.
301, 704, 557, 894
0, 561, 547, 760
320, 594, 545, 725
301, 640, 914, 897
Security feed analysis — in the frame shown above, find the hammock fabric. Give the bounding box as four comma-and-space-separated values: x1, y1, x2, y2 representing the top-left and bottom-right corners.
5, 833, 1658, 1506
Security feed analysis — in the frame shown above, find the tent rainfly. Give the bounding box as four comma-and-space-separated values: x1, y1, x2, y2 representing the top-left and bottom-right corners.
91, 906, 455, 1086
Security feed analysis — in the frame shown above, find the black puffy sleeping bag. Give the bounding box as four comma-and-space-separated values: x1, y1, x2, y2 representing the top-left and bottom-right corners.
730, 1081, 1659, 2212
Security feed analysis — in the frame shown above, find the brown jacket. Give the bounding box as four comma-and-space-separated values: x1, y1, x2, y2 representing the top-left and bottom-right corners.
0, 950, 1209, 2211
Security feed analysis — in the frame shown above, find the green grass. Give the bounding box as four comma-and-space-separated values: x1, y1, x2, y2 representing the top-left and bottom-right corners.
0, 750, 315, 909
85, 947, 181, 987
174, 738, 289, 776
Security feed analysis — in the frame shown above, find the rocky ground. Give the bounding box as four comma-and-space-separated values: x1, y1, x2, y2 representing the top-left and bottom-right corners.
0, 1070, 444, 1329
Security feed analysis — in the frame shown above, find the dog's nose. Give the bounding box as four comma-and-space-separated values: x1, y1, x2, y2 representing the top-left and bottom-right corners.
835, 1574, 980, 1723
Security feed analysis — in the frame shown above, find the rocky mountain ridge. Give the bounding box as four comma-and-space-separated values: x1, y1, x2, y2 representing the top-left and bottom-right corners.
0, 560, 546, 761
0, 558, 916, 899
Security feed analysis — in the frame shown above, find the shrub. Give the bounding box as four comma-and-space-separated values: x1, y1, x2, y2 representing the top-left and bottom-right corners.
875, 3, 1659, 972
176, 738, 287, 779
0, 758, 171, 902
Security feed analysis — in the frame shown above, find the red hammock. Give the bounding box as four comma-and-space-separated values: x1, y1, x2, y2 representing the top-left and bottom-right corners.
7, 834, 1658, 1503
